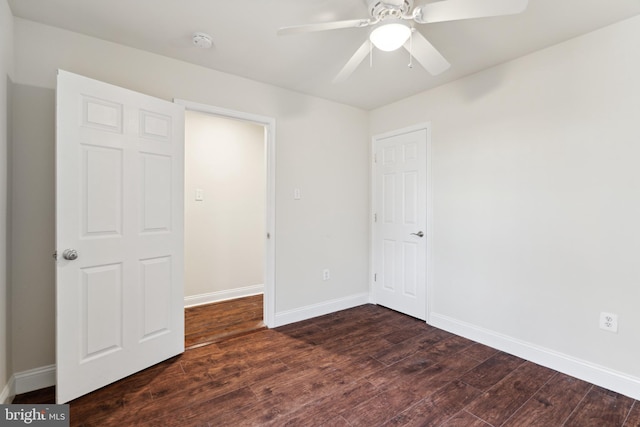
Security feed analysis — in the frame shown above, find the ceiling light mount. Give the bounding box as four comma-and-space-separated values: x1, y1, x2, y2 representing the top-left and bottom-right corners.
192, 32, 212, 49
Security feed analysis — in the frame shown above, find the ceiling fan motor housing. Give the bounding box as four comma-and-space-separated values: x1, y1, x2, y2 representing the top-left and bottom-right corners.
368, 0, 414, 19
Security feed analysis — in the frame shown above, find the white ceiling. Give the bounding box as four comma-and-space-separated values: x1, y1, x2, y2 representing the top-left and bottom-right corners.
7, 0, 640, 110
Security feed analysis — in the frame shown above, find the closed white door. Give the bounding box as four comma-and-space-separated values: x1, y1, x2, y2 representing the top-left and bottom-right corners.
373, 128, 428, 320
55, 70, 185, 403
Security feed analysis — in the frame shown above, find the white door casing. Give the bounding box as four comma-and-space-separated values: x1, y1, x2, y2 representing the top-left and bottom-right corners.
372, 125, 431, 320
56, 70, 185, 403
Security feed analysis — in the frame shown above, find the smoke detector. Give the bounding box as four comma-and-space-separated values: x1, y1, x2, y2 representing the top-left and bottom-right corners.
192, 32, 213, 49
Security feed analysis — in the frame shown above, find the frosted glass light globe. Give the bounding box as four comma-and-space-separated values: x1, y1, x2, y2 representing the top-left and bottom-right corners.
369, 20, 411, 52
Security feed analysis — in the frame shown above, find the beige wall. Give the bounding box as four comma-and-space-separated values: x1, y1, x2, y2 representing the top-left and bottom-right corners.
185, 111, 265, 298
371, 15, 640, 385
10, 18, 370, 373
10, 84, 56, 373
1, 0, 13, 401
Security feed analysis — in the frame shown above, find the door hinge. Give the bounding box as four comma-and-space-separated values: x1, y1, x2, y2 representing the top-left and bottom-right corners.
374, 213, 377, 222
373, 153, 377, 163
374, 273, 377, 282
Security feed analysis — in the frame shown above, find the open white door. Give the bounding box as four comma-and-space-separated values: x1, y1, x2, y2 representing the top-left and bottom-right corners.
55, 70, 185, 403
373, 127, 429, 320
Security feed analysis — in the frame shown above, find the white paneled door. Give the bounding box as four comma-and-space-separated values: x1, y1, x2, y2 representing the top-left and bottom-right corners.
55, 70, 185, 403
373, 128, 428, 320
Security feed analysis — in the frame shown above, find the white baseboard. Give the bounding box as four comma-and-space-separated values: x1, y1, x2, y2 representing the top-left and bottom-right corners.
274, 292, 369, 328
429, 313, 640, 401
1, 376, 15, 404
184, 284, 264, 308
14, 365, 56, 395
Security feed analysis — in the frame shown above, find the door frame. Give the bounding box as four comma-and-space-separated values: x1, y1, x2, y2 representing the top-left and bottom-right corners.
370, 122, 434, 323
175, 99, 276, 327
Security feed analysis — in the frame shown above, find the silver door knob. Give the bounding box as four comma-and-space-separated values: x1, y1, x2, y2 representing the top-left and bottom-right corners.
62, 249, 79, 260
410, 231, 424, 238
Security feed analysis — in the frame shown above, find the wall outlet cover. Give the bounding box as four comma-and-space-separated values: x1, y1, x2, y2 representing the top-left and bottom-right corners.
599, 312, 618, 333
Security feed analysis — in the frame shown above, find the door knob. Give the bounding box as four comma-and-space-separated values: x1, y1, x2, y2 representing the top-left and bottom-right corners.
410, 231, 424, 238
62, 249, 79, 260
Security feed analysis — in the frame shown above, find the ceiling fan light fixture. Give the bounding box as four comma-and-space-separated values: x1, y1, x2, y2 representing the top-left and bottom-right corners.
369, 19, 411, 52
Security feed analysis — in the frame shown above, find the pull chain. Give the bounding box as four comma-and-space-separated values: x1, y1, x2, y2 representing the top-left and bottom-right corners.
370, 40, 373, 68
408, 29, 414, 68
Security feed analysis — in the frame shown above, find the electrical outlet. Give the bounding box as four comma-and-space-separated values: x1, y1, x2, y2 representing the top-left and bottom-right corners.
322, 269, 330, 281
599, 312, 618, 333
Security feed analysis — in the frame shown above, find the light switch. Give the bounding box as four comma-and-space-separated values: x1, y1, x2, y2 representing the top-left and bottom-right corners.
195, 189, 204, 201
294, 188, 301, 200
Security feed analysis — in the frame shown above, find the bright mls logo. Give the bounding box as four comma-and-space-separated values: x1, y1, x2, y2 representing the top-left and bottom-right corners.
1, 405, 69, 426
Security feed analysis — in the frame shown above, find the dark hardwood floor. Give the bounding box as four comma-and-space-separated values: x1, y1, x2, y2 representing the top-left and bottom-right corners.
12, 303, 640, 426
185, 294, 265, 349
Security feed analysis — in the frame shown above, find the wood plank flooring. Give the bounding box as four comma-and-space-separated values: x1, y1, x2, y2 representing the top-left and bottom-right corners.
184, 294, 265, 349
12, 303, 640, 426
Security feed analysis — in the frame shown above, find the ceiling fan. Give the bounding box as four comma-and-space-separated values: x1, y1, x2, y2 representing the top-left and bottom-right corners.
278, 0, 529, 82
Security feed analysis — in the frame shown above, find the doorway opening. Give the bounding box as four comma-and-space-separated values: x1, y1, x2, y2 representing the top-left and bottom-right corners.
177, 100, 276, 346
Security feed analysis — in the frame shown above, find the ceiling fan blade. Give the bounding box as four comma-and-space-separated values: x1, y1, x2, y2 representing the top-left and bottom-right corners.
278, 19, 371, 35
414, 0, 528, 24
403, 31, 450, 75
333, 40, 371, 83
